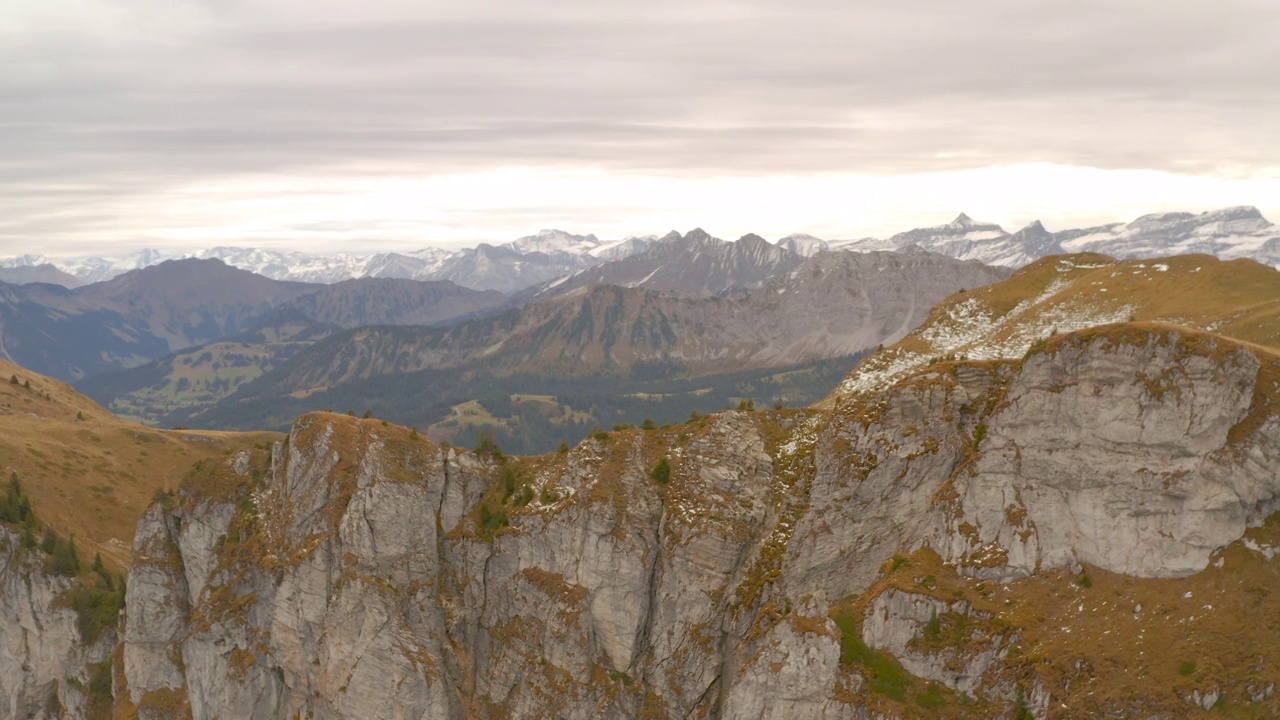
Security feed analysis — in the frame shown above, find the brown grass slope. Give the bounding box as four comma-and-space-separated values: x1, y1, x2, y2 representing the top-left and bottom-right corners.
0, 358, 280, 568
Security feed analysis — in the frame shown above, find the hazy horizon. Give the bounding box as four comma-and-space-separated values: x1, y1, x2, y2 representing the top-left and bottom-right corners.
4, 0, 1277, 256
1, 200, 1277, 262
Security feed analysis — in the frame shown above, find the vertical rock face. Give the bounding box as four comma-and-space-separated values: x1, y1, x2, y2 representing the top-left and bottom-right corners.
0, 529, 114, 720
944, 333, 1269, 579
111, 325, 1280, 718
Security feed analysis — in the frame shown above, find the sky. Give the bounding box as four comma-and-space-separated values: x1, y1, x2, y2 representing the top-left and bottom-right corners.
2, 0, 1278, 257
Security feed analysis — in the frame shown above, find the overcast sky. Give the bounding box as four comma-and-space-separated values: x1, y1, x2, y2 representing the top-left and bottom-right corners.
3, 0, 1278, 256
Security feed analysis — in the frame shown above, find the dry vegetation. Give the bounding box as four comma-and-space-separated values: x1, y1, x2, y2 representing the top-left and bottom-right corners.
0, 358, 280, 569
843, 532, 1280, 717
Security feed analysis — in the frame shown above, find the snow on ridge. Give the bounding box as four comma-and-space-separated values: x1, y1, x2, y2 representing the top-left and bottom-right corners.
837, 269, 1138, 397
836, 350, 929, 395
626, 266, 662, 288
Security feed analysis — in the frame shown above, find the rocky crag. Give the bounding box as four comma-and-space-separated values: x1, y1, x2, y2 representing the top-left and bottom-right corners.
0, 525, 120, 720
109, 321, 1280, 719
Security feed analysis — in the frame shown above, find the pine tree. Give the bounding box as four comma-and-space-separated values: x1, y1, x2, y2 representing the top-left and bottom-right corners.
651, 458, 671, 485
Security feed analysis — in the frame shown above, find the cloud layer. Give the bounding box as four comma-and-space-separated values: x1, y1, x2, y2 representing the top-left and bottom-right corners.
3, 0, 1278, 253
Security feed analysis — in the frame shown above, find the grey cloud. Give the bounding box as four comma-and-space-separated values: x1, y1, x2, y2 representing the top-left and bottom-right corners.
1, 0, 1278, 251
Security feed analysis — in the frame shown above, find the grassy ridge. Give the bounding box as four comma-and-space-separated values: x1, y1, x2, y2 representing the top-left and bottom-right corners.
0, 358, 281, 569
836, 253, 1280, 400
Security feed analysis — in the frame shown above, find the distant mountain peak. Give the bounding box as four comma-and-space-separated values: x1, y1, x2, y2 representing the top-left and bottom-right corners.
1201, 205, 1267, 224
951, 213, 974, 226
775, 233, 830, 257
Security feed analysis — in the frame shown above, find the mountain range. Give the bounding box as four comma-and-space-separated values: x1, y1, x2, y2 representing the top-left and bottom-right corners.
514, 229, 806, 302
0, 260, 506, 382
108, 250, 1008, 440
7, 246, 1280, 717
838, 206, 1280, 268
0, 229, 638, 292
3, 206, 1275, 293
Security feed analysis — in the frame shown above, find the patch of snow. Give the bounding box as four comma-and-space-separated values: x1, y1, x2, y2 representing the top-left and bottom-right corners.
837, 274, 1141, 396
626, 266, 662, 288
776, 414, 823, 457
836, 350, 929, 395
542, 274, 572, 291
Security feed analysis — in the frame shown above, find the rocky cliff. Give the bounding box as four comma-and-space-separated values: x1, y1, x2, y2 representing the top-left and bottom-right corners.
0, 528, 117, 720
108, 323, 1280, 718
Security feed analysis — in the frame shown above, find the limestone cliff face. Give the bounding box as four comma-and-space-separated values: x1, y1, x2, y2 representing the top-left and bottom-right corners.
116, 325, 1280, 718
0, 529, 115, 720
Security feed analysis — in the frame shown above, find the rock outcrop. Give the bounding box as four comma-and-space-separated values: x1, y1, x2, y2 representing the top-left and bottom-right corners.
0, 529, 115, 720
96, 324, 1280, 717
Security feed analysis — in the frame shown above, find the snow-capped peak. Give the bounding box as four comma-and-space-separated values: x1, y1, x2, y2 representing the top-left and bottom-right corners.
590, 235, 660, 260
776, 233, 830, 257
0, 254, 49, 269
508, 229, 602, 256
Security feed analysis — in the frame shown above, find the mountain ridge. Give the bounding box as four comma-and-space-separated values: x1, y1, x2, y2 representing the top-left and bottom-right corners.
0, 261, 516, 383
5, 206, 1275, 290
168, 250, 1010, 434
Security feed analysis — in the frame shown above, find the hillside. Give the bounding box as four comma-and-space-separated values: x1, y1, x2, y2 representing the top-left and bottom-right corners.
285, 277, 505, 327
0, 281, 170, 381
75, 310, 339, 425
76, 280, 508, 425
0, 358, 280, 569
0, 260, 315, 382
0, 262, 516, 387
837, 252, 1280, 396
180, 250, 1009, 439
68, 258, 317, 353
